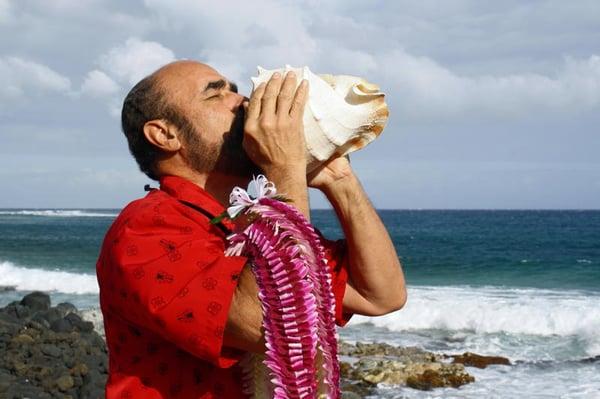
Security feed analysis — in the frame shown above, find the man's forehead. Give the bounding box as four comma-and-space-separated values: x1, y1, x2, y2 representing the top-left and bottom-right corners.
155, 61, 224, 91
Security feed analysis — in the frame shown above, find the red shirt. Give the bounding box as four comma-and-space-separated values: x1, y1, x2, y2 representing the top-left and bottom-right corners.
96, 175, 352, 398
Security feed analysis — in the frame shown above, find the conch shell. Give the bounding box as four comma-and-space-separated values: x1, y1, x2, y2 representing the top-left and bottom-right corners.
251, 65, 389, 172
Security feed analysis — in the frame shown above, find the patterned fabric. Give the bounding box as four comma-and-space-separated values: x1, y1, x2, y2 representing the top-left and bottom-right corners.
96, 175, 352, 398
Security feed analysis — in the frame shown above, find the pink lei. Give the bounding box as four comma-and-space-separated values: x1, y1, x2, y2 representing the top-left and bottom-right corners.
220, 175, 340, 399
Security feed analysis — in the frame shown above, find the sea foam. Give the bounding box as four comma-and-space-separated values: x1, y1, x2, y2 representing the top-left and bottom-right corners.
348, 285, 600, 357
0, 210, 117, 217
0, 260, 99, 294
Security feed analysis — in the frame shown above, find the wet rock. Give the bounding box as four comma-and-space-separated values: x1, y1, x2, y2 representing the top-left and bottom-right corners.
50, 317, 73, 333
0, 293, 108, 398
56, 374, 74, 391
338, 341, 483, 393
65, 313, 94, 333
12, 333, 35, 345
56, 302, 78, 318
41, 343, 62, 358
406, 367, 475, 390
451, 352, 511, 368
20, 291, 51, 312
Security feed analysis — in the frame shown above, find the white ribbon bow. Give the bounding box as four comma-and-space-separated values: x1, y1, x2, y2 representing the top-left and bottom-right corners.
227, 175, 277, 218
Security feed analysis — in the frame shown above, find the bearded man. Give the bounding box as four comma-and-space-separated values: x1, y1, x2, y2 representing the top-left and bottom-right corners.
96, 60, 406, 398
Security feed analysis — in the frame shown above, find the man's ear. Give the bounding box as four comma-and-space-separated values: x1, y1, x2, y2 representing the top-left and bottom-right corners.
143, 120, 182, 152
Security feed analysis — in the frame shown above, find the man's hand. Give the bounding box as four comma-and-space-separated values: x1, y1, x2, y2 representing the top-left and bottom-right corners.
243, 71, 308, 172
307, 155, 354, 193
243, 72, 311, 219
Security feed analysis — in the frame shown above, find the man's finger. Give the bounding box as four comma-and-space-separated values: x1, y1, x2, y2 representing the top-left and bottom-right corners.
277, 71, 297, 115
261, 72, 283, 116
289, 79, 309, 118
246, 83, 266, 121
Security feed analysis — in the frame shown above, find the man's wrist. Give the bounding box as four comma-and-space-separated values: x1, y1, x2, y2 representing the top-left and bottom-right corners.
322, 173, 360, 203
262, 164, 305, 180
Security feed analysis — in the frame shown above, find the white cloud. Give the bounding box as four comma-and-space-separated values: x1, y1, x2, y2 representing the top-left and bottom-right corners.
0, 0, 10, 23
142, 0, 317, 85
99, 37, 176, 85
0, 56, 71, 102
80, 69, 120, 98
379, 51, 600, 122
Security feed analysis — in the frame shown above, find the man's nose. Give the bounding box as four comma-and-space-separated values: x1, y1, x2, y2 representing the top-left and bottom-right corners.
227, 92, 247, 112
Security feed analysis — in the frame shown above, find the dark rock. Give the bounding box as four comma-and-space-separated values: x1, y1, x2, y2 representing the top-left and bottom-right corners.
406, 368, 475, 390
30, 314, 51, 329
12, 333, 35, 345
50, 317, 73, 333
40, 344, 62, 358
55, 374, 74, 391
20, 291, 51, 312
1, 303, 31, 320
0, 293, 108, 398
56, 302, 78, 317
65, 312, 94, 333
451, 352, 511, 368
38, 307, 63, 324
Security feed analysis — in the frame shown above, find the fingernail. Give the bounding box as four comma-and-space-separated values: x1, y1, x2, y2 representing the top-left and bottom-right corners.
287, 71, 296, 78
273, 72, 281, 79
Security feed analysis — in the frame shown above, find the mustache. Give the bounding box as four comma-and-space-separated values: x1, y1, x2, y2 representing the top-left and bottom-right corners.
230, 105, 246, 139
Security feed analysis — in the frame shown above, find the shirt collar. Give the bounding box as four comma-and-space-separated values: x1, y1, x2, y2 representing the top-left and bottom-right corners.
159, 175, 234, 230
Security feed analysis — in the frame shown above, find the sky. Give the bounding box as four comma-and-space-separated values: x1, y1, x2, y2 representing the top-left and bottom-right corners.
1, 0, 599, 209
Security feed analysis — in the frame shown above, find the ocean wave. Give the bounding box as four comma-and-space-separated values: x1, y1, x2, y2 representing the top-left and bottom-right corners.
0, 260, 98, 294
348, 285, 600, 357
0, 210, 117, 217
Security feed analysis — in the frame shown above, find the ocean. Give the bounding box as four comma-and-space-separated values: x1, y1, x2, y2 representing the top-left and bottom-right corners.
1, 209, 599, 398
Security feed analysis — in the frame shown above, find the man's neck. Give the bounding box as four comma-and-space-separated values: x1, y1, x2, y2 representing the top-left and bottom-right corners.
204, 172, 250, 207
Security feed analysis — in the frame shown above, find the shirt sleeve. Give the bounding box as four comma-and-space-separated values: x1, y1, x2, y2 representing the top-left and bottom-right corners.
106, 206, 247, 368
316, 231, 353, 327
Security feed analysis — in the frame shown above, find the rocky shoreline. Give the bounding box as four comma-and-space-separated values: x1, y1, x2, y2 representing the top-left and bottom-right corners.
0, 292, 511, 398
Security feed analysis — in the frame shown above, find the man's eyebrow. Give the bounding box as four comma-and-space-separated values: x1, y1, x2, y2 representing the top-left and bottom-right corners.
203, 79, 238, 93
203, 79, 227, 92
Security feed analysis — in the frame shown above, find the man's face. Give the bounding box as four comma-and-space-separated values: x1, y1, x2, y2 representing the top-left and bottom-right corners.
159, 62, 258, 177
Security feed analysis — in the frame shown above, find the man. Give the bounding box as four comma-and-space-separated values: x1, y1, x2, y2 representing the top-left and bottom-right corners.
96, 60, 406, 398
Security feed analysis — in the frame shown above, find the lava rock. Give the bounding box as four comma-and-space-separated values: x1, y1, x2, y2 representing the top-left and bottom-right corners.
406, 367, 475, 390
451, 352, 511, 368
338, 341, 488, 393
0, 293, 108, 398
20, 291, 51, 312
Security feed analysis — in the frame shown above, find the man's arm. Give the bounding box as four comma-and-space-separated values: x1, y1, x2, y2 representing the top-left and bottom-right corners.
310, 157, 407, 316
223, 264, 265, 353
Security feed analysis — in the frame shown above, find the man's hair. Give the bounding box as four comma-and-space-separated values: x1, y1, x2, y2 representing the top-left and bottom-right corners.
121, 75, 194, 181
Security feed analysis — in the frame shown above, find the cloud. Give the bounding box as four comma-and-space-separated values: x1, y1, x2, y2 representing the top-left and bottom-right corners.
0, 0, 10, 23
98, 37, 176, 85
379, 51, 600, 122
0, 56, 71, 102
142, 0, 317, 85
80, 69, 120, 97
